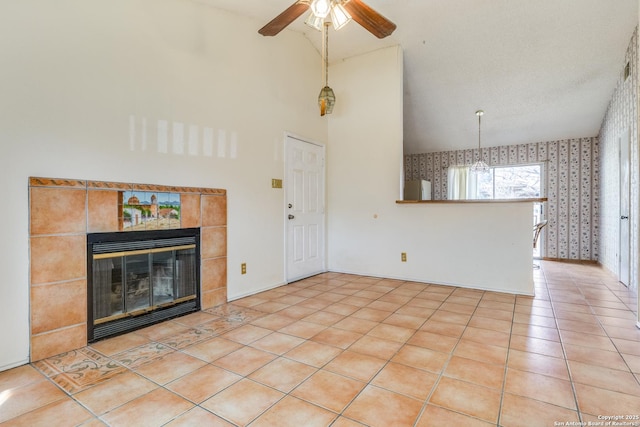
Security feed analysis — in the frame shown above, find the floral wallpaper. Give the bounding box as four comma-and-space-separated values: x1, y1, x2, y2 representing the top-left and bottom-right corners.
599, 26, 638, 289
404, 137, 599, 261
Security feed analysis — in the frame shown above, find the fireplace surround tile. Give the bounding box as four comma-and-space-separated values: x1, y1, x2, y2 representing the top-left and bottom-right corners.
31, 280, 87, 335
202, 195, 227, 226
30, 235, 86, 285
180, 193, 201, 228
29, 177, 228, 362
31, 324, 87, 362
201, 227, 227, 259
30, 187, 86, 235
87, 189, 120, 232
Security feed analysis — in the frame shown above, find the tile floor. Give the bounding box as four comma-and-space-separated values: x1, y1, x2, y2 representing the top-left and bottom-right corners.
1, 261, 640, 426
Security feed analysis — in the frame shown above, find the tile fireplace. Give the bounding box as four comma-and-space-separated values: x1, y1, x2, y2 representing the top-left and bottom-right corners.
29, 177, 227, 361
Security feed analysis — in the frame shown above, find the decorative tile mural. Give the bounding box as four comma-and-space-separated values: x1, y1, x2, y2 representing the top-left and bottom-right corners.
599, 26, 638, 289
404, 137, 599, 261
122, 190, 181, 230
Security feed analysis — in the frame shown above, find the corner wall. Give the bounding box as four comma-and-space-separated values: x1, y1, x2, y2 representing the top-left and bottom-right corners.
326, 46, 533, 295
0, 0, 326, 370
599, 26, 638, 290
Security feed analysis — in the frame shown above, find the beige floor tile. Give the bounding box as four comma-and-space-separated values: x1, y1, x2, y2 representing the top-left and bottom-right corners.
504, 368, 576, 410
181, 337, 242, 362
408, 330, 459, 353
0, 378, 66, 423
392, 345, 449, 373
416, 404, 494, 427
165, 364, 242, 403
164, 407, 234, 426
507, 349, 569, 380
134, 351, 206, 385
367, 323, 415, 343
249, 331, 305, 355
291, 369, 366, 413
371, 361, 438, 399
564, 343, 629, 370
509, 334, 564, 358
420, 319, 466, 338
567, 360, 640, 395
444, 355, 505, 389
1, 398, 93, 427
249, 357, 316, 392
249, 313, 298, 330
100, 388, 194, 427
278, 320, 328, 339
200, 379, 284, 426
302, 310, 346, 326
382, 312, 426, 329
429, 377, 501, 423
462, 326, 511, 348
428, 310, 472, 325
343, 385, 423, 427
468, 315, 513, 333
348, 335, 404, 359
250, 396, 337, 427
0, 364, 46, 389
351, 307, 392, 322
454, 339, 508, 365
511, 323, 561, 342
574, 383, 640, 417
74, 371, 158, 414
324, 350, 387, 382
221, 324, 273, 345
213, 346, 277, 376
333, 316, 378, 334
284, 340, 341, 367
311, 327, 363, 349
499, 392, 580, 427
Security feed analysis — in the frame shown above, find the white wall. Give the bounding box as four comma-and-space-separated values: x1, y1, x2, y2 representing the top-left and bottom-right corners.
0, 0, 326, 370
327, 46, 533, 294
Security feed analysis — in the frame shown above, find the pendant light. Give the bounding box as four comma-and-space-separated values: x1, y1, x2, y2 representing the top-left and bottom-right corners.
318, 22, 335, 116
470, 110, 490, 173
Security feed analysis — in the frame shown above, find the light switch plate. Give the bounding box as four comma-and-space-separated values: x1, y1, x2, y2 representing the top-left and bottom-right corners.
272, 179, 283, 189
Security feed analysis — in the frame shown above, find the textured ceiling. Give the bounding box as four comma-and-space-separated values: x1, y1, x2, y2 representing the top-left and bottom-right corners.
197, 0, 638, 154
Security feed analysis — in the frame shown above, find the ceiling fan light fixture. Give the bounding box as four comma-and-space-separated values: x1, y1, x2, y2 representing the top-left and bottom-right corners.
304, 12, 324, 31
330, 3, 352, 30
310, 0, 331, 19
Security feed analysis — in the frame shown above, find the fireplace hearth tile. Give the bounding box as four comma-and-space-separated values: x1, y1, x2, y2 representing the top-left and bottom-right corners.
113, 343, 175, 369
33, 347, 126, 394
160, 328, 218, 350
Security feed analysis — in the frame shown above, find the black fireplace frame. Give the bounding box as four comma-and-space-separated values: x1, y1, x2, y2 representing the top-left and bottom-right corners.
87, 227, 201, 342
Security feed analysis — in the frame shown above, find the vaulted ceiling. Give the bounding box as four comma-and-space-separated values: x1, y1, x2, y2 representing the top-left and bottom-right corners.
198, 0, 638, 154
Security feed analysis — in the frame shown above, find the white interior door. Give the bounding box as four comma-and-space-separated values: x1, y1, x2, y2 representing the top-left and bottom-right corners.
285, 135, 325, 282
619, 128, 630, 286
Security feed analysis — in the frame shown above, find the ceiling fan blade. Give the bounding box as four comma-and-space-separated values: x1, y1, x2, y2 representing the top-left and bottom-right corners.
258, 1, 311, 36
343, 0, 396, 39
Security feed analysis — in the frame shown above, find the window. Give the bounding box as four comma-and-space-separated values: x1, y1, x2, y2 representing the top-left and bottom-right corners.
474, 164, 542, 200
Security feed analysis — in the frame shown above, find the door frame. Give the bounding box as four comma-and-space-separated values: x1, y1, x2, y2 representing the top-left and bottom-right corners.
283, 132, 327, 283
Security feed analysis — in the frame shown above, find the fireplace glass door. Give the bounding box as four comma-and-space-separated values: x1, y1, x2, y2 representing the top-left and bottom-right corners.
88, 228, 200, 341
93, 245, 196, 323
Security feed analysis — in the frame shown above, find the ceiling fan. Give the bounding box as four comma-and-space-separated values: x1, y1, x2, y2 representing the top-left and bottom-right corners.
258, 0, 396, 39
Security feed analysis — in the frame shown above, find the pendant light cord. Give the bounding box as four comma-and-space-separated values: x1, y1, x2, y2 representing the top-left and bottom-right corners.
323, 22, 329, 87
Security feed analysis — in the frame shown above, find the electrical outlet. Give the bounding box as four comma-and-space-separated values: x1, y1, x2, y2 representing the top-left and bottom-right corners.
401, 252, 407, 262
241, 263, 247, 274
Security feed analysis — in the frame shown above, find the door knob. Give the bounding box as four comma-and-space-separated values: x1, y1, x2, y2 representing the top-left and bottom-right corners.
288, 203, 293, 209
621, 216, 629, 220
288, 214, 295, 220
